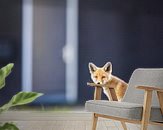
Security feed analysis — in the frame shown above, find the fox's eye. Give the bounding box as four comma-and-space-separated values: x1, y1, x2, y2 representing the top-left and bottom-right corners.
102, 76, 106, 79
94, 76, 98, 78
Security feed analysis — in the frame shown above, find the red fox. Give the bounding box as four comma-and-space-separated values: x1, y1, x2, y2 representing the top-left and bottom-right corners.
88, 62, 128, 101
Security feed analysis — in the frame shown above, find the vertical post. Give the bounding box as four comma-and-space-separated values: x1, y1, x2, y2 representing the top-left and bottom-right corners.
92, 87, 102, 130
141, 90, 152, 130
22, 0, 33, 91
64, 0, 79, 103
94, 87, 102, 100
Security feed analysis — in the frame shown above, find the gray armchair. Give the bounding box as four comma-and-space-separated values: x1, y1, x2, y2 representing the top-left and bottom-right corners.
85, 69, 163, 130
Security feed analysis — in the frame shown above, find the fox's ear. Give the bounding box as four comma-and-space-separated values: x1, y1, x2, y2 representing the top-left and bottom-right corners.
103, 62, 112, 73
88, 62, 97, 73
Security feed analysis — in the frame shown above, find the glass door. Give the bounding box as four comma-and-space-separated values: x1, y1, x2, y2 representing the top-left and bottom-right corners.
22, 0, 78, 105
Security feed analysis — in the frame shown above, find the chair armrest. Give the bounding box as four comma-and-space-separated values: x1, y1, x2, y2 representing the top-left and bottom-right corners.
136, 86, 163, 92
87, 82, 115, 88
87, 82, 103, 87
136, 86, 163, 118
87, 82, 102, 100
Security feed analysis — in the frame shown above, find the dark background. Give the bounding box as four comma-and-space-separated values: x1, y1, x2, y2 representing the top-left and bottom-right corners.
78, 0, 163, 103
0, 0, 163, 105
0, 0, 22, 105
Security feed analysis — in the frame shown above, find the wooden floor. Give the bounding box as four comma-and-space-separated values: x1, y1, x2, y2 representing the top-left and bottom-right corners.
0, 111, 139, 130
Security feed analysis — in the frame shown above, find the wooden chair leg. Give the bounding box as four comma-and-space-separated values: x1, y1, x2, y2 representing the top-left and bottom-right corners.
141, 121, 148, 130
157, 91, 163, 114
141, 90, 152, 130
92, 113, 98, 130
121, 121, 127, 130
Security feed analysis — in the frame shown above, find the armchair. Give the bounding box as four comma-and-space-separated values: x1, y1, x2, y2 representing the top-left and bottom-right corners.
85, 69, 163, 130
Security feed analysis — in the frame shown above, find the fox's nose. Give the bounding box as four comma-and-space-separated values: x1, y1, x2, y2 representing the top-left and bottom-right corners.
97, 82, 100, 84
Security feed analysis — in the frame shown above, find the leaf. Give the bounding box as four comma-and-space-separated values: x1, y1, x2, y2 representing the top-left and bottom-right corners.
0, 92, 43, 113
0, 63, 14, 89
0, 102, 12, 113
11, 92, 43, 106
0, 123, 19, 130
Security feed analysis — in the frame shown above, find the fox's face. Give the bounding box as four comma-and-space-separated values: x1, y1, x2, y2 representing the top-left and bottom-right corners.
88, 62, 112, 85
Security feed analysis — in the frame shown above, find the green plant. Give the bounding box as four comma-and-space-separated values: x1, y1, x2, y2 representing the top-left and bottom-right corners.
0, 63, 43, 130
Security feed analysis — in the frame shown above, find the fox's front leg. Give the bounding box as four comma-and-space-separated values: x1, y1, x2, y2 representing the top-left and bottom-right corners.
103, 87, 113, 101
115, 82, 127, 101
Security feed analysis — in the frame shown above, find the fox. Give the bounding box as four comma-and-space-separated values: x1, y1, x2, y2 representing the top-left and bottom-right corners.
88, 62, 128, 101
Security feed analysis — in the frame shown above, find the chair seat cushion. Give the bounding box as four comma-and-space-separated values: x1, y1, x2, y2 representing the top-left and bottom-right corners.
85, 100, 163, 122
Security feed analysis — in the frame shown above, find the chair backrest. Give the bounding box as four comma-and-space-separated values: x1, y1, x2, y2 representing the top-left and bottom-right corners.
123, 68, 163, 107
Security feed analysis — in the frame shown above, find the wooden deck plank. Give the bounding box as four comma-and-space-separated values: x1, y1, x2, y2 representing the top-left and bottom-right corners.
0, 111, 119, 130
